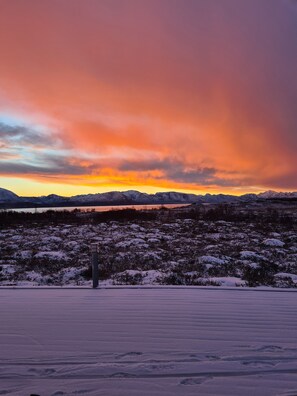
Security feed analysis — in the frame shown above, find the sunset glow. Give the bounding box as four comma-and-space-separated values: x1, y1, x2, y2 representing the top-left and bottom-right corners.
0, 0, 296, 196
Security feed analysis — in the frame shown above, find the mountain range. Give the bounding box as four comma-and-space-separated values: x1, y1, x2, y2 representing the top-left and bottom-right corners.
0, 187, 297, 209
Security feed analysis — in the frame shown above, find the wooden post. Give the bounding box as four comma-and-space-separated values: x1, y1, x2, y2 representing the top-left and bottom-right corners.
90, 243, 99, 288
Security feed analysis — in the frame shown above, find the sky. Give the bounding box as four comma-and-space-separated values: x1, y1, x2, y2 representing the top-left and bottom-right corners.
0, 0, 296, 197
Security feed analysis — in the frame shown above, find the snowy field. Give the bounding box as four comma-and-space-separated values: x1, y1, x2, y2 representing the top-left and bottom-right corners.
1, 287, 297, 395
0, 202, 296, 288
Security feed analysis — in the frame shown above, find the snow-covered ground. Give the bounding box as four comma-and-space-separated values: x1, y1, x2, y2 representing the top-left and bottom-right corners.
0, 206, 296, 287
1, 287, 297, 395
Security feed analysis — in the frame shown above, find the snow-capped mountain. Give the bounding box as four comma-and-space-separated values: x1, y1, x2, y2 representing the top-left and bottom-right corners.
122, 190, 151, 202
0, 187, 20, 202
70, 191, 131, 204
0, 187, 296, 208
258, 190, 297, 199
17, 194, 69, 206
39, 194, 69, 204
154, 192, 200, 203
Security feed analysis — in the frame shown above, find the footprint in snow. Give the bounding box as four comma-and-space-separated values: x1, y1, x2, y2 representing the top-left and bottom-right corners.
256, 345, 283, 353
180, 377, 211, 386
241, 360, 276, 368
205, 355, 221, 361
28, 367, 56, 376
110, 372, 135, 378
189, 354, 202, 361
149, 363, 175, 371
116, 352, 143, 360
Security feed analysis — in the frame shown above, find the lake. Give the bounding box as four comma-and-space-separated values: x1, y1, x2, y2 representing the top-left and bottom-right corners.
10, 203, 189, 213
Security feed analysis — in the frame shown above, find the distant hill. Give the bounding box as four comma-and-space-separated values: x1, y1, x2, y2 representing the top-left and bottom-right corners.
0, 187, 296, 209
258, 190, 297, 199
0, 187, 20, 203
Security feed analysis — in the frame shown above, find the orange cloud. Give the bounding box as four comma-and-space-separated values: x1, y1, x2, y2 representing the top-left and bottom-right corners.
0, 0, 296, 195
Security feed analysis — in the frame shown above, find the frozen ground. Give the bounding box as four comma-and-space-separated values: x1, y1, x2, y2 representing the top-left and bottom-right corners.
1, 216, 297, 288
1, 287, 297, 395
0, 202, 296, 287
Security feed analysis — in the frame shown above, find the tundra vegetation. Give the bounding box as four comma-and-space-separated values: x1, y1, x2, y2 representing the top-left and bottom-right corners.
0, 201, 296, 288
